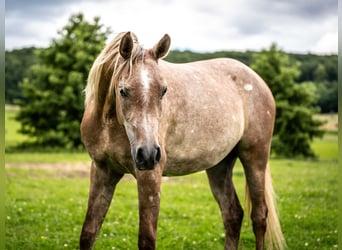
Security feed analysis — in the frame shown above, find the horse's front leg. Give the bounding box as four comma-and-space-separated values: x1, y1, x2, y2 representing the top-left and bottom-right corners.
136, 167, 162, 250
80, 161, 123, 250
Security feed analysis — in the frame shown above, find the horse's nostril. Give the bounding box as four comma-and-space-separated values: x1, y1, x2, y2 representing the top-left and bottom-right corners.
136, 147, 145, 164
155, 146, 161, 163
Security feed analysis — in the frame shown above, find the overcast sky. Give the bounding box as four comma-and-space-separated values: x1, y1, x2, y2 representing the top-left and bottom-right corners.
5, 0, 337, 54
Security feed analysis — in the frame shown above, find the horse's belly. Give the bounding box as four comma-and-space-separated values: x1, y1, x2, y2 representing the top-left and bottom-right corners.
163, 113, 244, 176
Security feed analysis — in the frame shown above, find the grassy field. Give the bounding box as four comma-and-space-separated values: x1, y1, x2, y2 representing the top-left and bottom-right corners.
5, 108, 338, 249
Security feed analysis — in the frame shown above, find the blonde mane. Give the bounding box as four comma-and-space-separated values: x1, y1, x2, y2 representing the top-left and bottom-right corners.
84, 32, 144, 109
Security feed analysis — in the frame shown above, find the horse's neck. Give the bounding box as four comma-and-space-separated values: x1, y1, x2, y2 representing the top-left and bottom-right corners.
91, 67, 115, 117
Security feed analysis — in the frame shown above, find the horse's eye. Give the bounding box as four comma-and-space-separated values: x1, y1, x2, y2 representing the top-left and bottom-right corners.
120, 88, 129, 98
160, 86, 167, 99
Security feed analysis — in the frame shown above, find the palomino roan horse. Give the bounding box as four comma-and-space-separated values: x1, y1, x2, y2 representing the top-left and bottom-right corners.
80, 32, 285, 250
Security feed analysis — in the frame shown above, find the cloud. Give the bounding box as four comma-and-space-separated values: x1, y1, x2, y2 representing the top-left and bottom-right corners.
6, 0, 74, 19
219, 0, 338, 53
310, 31, 338, 53
5, 0, 338, 54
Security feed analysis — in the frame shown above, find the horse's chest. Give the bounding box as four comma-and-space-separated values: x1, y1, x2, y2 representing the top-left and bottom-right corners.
83, 121, 133, 172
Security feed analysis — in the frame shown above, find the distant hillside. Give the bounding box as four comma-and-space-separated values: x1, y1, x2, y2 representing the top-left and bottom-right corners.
5, 47, 337, 112
165, 49, 337, 83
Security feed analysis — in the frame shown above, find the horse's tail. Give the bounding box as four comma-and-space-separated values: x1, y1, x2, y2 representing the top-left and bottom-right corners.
245, 163, 286, 250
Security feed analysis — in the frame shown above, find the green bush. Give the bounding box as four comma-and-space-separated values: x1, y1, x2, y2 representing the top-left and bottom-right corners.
16, 13, 110, 149
251, 44, 325, 157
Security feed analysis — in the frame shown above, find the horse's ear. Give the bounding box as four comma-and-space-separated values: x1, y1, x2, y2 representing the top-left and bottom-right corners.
119, 32, 134, 60
152, 34, 171, 59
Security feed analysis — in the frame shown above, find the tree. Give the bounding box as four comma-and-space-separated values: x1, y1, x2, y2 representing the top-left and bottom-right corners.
316, 80, 338, 113
5, 47, 39, 103
16, 13, 110, 149
251, 44, 324, 157
313, 63, 327, 82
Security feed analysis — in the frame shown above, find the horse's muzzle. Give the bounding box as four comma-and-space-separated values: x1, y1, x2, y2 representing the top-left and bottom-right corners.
135, 145, 161, 170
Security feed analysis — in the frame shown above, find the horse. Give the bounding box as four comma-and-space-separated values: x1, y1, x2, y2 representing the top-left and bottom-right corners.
79, 31, 285, 250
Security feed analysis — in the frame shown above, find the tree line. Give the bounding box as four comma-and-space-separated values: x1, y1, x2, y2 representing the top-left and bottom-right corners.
5, 13, 337, 157
6, 44, 337, 113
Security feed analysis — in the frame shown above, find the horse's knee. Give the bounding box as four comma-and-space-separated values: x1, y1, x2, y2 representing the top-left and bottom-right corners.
225, 206, 244, 232
251, 205, 268, 236
232, 193, 244, 220
235, 205, 244, 225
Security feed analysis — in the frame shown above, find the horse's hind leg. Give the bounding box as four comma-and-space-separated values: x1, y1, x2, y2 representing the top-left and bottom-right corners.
80, 161, 123, 250
206, 150, 243, 250
238, 143, 270, 250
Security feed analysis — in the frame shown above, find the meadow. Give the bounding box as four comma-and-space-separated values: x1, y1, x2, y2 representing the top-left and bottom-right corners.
5, 108, 338, 249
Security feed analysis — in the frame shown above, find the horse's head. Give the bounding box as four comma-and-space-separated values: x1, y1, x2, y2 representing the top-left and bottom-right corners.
115, 32, 171, 171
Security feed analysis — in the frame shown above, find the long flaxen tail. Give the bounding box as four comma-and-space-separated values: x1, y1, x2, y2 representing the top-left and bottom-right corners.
245, 163, 286, 250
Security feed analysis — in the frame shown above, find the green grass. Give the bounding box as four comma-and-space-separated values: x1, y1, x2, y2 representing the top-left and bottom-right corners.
311, 133, 338, 161
5, 158, 338, 249
5, 152, 90, 164
5, 107, 338, 249
5, 106, 34, 148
